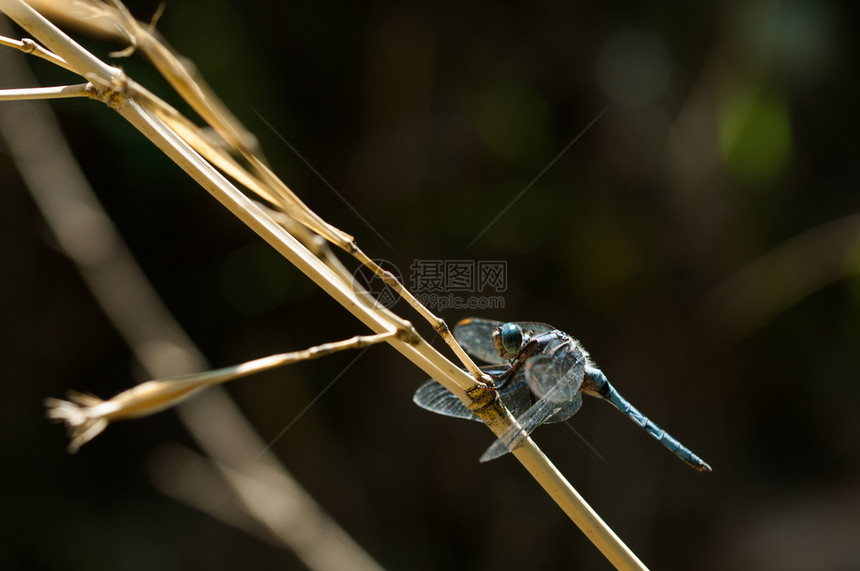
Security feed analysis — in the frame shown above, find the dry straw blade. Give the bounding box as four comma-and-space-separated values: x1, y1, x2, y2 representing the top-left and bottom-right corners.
0, 1, 651, 568
45, 332, 399, 453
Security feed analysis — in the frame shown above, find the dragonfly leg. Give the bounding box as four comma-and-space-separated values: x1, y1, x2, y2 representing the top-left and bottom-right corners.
485, 365, 515, 391
488, 339, 542, 392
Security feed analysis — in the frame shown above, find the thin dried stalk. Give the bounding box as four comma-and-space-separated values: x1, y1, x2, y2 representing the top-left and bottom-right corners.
149, 445, 383, 571
47, 332, 399, 452
0, 2, 648, 569
0, 33, 75, 70
0, 18, 384, 569
0, 82, 92, 100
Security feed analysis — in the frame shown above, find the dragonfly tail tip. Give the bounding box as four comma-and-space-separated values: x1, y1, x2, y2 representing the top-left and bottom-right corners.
693, 460, 713, 472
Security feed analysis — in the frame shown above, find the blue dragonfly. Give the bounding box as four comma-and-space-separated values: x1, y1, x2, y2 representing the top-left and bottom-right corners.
414, 318, 711, 471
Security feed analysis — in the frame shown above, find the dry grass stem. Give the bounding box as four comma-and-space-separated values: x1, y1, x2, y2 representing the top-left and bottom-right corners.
0, 82, 93, 100
0, 33, 74, 70
149, 445, 384, 571
0, 21, 386, 567
46, 332, 399, 452
0, 1, 650, 568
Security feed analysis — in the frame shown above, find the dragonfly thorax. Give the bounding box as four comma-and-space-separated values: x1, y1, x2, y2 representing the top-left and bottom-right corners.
493, 322, 524, 360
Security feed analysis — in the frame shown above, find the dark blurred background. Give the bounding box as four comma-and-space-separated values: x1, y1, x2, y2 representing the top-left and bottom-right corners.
2, 1, 859, 569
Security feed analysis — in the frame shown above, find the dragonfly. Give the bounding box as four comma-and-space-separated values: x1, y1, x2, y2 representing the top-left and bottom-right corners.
414, 318, 711, 471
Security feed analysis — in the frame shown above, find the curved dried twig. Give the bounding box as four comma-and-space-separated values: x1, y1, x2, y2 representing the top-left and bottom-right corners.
0, 2, 649, 569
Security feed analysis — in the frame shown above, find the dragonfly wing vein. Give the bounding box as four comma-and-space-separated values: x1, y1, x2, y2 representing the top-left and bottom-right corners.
453, 318, 507, 365
479, 396, 564, 462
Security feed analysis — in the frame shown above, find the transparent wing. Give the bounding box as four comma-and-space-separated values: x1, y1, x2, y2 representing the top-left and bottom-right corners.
531, 349, 586, 423
509, 321, 557, 337
479, 346, 585, 461
479, 392, 578, 462
453, 318, 557, 364
413, 379, 479, 420
453, 318, 506, 364
527, 340, 586, 404
413, 365, 533, 422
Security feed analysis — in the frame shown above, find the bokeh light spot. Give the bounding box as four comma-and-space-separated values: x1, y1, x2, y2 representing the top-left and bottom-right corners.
719, 86, 792, 183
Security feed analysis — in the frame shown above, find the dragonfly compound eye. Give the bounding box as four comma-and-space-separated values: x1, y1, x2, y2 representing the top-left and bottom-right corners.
499, 322, 523, 356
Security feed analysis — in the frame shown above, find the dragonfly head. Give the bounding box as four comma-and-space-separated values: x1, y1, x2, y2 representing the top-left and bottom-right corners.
493, 322, 523, 360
